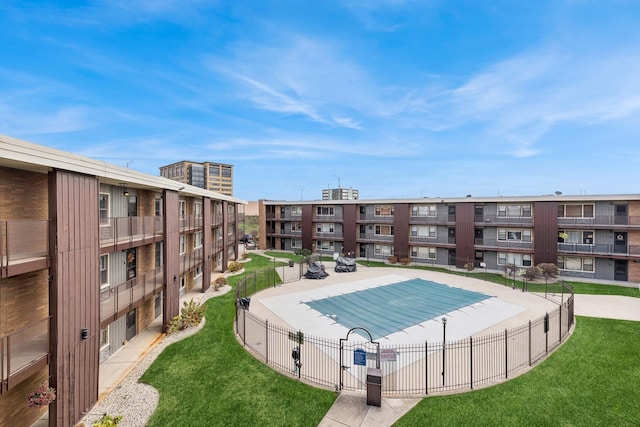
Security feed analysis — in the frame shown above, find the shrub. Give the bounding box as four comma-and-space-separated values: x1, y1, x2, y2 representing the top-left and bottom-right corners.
294, 248, 313, 264
388, 255, 398, 264
167, 299, 205, 334
538, 263, 559, 280
400, 257, 410, 265
241, 252, 249, 260
228, 261, 242, 272
523, 266, 541, 280
213, 275, 227, 290
93, 414, 123, 427
463, 262, 475, 271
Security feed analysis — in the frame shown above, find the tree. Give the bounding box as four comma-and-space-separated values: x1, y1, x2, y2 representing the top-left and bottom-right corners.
523, 265, 541, 281
538, 263, 559, 283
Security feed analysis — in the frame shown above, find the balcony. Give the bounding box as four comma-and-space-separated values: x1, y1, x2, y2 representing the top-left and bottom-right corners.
0, 220, 49, 278
358, 233, 394, 243
100, 216, 163, 252
478, 215, 534, 226
558, 215, 640, 229
179, 215, 204, 232
476, 238, 533, 250
100, 267, 164, 326
179, 247, 204, 274
558, 243, 640, 256
1, 317, 50, 394
409, 235, 449, 245
359, 213, 394, 223
212, 213, 224, 227
408, 215, 443, 224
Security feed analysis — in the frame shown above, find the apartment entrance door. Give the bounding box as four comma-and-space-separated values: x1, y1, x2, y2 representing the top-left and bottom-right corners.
614, 232, 627, 254
126, 309, 137, 341
614, 205, 628, 225
614, 260, 628, 281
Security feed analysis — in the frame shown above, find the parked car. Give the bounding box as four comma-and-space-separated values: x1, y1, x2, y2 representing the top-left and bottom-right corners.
245, 241, 256, 249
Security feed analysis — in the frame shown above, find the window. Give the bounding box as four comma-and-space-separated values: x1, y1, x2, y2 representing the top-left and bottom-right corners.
194, 231, 203, 248
316, 240, 335, 250
179, 276, 186, 293
374, 244, 394, 255
558, 204, 594, 218
291, 239, 301, 248
498, 204, 532, 218
558, 256, 594, 272
498, 229, 532, 242
411, 205, 437, 217
374, 205, 394, 216
99, 193, 110, 225
179, 200, 186, 219
291, 222, 302, 231
194, 265, 202, 278
194, 202, 202, 219
155, 242, 163, 267
411, 226, 436, 238
316, 206, 335, 216
316, 223, 335, 233
179, 235, 186, 254
558, 230, 594, 244
126, 248, 136, 279
100, 326, 109, 349
375, 225, 394, 236
497, 252, 532, 267
155, 198, 163, 216
100, 255, 109, 289
411, 246, 436, 259
291, 206, 302, 216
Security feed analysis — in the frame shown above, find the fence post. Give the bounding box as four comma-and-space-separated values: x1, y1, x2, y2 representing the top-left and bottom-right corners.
242, 305, 246, 346
470, 336, 473, 390
425, 340, 428, 395
559, 303, 562, 342
528, 320, 532, 366
265, 319, 269, 364
504, 328, 508, 379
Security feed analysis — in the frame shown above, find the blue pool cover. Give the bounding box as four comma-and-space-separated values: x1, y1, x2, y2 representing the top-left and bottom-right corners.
305, 278, 491, 340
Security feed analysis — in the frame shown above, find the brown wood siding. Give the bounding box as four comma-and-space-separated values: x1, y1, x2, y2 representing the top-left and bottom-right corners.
302, 205, 313, 251
48, 170, 99, 427
222, 201, 229, 269
163, 190, 180, 332
455, 203, 475, 268
342, 205, 356, 255
393, 204, 409, 260
202, 197, 212, 292
534, 201, 558, 264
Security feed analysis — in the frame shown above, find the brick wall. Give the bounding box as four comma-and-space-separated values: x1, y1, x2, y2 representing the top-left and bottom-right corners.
0, 270, 48, 335
0, 367, 49, 427
0, 167, 48, 221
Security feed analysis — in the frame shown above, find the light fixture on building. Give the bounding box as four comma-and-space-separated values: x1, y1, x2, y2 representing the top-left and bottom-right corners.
81, 327, 89, 340
120, 183, 129, 196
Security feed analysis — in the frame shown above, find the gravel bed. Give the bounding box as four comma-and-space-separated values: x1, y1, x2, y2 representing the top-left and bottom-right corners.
78, 285, 231, 427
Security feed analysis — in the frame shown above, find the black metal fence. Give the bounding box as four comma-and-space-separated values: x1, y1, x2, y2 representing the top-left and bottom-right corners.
235, 275, 574, 396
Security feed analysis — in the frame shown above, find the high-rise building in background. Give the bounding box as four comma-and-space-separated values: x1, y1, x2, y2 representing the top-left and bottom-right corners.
322, 187, 359, 200
160, 160, 233, 196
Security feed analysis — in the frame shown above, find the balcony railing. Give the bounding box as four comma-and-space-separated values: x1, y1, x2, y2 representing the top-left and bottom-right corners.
100, 216, 163, 250
1, 317, 50, 394
179, 215, 204, 232
475, 239, 534, 250
558, 243, 640, 256
212, 213, 224, 226
358, 233, 395, 243
100, 267, 164, 324
0, 220, 49, 277
478, 215, 534, 226
558, 215, 640, 228
179, 247, 204, 274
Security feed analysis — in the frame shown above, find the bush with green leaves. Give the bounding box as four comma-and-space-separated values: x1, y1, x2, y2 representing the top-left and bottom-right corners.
294, 248, 313, 264
228, 261, 242, 272
92, 414, 122, 427
167, 299, 205, 334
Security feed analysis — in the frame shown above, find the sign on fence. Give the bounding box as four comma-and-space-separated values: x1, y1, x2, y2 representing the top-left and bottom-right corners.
353, 348, 367, 366
380, 348, 397, 362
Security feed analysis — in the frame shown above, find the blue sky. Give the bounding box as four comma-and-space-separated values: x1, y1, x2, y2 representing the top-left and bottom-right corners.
1, 1, 639, 201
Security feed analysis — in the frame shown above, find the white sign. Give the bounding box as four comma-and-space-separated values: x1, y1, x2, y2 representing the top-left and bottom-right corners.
380, 348, 397, 362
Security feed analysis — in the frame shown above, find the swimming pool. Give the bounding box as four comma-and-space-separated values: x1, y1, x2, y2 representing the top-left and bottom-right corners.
306, 278, 491, 339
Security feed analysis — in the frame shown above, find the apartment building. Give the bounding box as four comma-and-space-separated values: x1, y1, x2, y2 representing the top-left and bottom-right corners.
0, 135, 244, 427
159, 160, 234, 196
259, 196, 640, 283
322, 187, 359, 200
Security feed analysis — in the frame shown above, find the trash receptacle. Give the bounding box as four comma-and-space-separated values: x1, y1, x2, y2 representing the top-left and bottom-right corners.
366, 368, 382, 407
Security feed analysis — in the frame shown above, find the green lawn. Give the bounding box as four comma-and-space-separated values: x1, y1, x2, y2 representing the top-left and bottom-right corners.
140, 255, 336, 427
395, 316, 640, 426
140, 254, 638, 426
